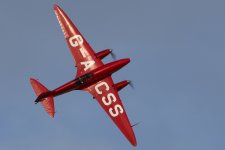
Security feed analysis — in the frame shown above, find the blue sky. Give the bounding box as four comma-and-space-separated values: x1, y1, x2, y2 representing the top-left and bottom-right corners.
1, 0, 225, 149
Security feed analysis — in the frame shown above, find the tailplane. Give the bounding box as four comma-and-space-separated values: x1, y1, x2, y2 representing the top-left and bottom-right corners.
30, 78, 55, 118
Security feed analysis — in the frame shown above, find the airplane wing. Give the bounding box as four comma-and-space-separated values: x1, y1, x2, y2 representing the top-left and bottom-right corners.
54, 5, 103, 77
83, 76, 137, 146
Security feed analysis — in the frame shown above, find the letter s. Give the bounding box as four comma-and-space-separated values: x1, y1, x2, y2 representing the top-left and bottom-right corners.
109, 104, 124, 117
102, 93, 116, 106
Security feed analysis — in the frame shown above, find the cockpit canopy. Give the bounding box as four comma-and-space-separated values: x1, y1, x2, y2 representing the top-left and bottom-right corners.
75, 73, 93, 85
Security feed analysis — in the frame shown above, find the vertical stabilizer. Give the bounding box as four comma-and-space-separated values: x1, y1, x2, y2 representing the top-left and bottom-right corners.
30, 78, 55, 118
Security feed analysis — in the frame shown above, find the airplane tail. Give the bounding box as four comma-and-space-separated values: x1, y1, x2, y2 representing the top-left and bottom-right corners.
30, 78, 55, 118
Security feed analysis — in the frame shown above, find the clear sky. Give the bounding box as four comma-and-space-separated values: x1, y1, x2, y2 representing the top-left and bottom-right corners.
1, 0, 225, 149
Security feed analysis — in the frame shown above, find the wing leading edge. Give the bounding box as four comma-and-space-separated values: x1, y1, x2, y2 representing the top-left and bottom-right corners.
53, 5, 103, 77
83, 77, 137, 146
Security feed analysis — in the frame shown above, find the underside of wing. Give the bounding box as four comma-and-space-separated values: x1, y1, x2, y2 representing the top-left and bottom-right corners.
83, 77, 137, 146
53, 5, 103, 77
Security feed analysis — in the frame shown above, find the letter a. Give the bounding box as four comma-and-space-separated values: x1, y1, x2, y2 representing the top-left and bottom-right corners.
80, 61, 95, 71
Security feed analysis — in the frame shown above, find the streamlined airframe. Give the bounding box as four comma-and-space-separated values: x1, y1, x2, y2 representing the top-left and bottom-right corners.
30, 5, 137, 146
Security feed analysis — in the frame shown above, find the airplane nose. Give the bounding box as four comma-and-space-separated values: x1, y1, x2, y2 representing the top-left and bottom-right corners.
118, 58, 130, 67
123, 58, 130, 65
116, 58, 130, 69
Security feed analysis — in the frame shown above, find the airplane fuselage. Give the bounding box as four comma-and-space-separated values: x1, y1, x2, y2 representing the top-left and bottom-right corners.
36, 58, 130, 102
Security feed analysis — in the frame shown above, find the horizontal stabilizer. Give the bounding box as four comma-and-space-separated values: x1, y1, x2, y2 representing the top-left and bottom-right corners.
30, 78, 55, 118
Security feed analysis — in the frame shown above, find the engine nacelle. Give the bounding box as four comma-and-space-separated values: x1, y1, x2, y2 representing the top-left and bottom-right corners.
95, 49, 112, 59
114, 80, 130, 91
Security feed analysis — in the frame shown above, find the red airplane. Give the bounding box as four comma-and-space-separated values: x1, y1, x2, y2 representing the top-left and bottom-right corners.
30, 4, 137, 146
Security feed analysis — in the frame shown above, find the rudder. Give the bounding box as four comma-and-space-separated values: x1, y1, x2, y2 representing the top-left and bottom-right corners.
30, 78, 55, 118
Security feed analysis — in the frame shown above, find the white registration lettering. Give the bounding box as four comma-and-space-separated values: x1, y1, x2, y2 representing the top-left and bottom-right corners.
69, 35, 95, 72
79, 47, 86, 58
102, 93, 116, 106
109, 104, 124, 117
80, 61, 95, 71
69, 35, 83, 47
95, 82, 109, 94
94, 82, 124, 117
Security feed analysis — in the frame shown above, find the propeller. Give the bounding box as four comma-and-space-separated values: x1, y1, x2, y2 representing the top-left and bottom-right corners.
110, 49, 117, 60
128, 80, 134, 89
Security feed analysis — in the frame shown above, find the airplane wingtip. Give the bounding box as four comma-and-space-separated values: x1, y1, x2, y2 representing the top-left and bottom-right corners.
126, 127, 137, 147
130, 138, 137, 147
53, 4, 60, 10
30, 78, 34, 82
30, 78, 38, 84
49, 113, 55, 118
132, 142, 137, 147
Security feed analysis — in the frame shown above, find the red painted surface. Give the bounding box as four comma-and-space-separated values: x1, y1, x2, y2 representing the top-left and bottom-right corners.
53, 4, 103, 78
30, 4, 137, 147
91, 58, 130, 83
114, 80, 130, 91
30, 78, 55, 118
83, 77, 137, 146
95, 49, 112, 59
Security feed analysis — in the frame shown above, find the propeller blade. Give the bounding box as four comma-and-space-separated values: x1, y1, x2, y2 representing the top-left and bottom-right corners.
110, 49, 117, 60
128, 80, 134, 89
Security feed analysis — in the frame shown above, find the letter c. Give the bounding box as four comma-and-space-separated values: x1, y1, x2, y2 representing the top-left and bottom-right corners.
95, 82, 109, 94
